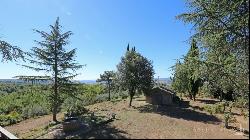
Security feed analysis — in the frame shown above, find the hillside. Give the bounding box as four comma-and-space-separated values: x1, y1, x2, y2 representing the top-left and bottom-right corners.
4, 96, 248, 139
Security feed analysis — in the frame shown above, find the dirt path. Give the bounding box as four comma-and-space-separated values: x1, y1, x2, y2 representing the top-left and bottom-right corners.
4, 113, 64, 138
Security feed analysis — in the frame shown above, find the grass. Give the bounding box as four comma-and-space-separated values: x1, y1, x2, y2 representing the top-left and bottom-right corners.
20, 125, 49, 139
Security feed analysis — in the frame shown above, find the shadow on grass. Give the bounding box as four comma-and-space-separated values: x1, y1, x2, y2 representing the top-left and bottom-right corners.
80, 123, 128, 139
227, 126, 249, 136
196, 99, 220, 105
135, 101, 221, 125
135, 99, 146, 101
69, 113, 129, 139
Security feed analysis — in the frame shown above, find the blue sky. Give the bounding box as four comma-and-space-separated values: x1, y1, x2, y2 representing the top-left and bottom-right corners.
0, 0, 193, 80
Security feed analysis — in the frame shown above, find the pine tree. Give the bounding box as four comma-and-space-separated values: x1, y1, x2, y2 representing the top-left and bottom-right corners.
23, 17, 83, 122
0, 40, 25, 62
177, 0, 249, 103
171, 39, 202, 101
96, 71, 115, 101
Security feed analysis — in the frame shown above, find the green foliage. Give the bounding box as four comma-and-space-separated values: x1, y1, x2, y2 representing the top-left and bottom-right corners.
234, 96, 249, 108
21, 105, 49, 119
176, 0, 249, 104
62, 84, 106, 111
223, 102, 236, 128
116, 44, 155, 106
0, 40, 25, 62
203, 102, 226, 115
0, 83, 115, 126
203, 105, 215, 115
63, 98, 88, 117
23, 17, 83, 122
0, 84, 51, 126
214, 103, 225, 114
96, 71, 116, 101
171, 39, 202, 101
0, 111, 22, 126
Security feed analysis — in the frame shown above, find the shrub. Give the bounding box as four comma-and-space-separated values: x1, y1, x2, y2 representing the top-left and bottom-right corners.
95, 94, 109, 102
243, 111, 249, 119
236, 96, 249, 107
214, 102, 225, 114
6, 111, 22, 125
203, 102, 226, 115
21, 105, 49, 119
117, 91, 128, 99
63, 98, 88, 118
0, 115, 8, 126
203, 105, 214, 115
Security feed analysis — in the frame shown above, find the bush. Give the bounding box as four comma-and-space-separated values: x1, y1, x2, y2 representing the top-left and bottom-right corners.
63, 98, 88, 118
203, 102, 226, 115
117, 91, 128, 99
0, 111, 23, 126
243, 111, 249, 119
234, 96, 249, 109
214, 102, 225, 114
8, 111, 21, 124
95, 94, 109, 102
21, 105, 49, 119
0, 115, 8, 126
203, 105, 214, 115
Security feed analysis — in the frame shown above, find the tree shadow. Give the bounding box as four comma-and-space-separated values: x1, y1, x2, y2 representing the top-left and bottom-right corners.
227, 126, 249, 137
67, 113, 129, 139
135, 102, 221, 125
80, 123, 128, 139
196, 99, 220, 105
135, 99, 146, 101
192, 105, 205, 111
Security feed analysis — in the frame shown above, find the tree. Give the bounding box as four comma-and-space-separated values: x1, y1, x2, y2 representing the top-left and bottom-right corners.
96, 71, 115, 101
184, 39, 202, 101
23, 17, 83, 122
0, 40, 25, 62
171, 60, 189, 98
117, 44, 154, 106
171, 39, 202, 101
177, 0, 249, 103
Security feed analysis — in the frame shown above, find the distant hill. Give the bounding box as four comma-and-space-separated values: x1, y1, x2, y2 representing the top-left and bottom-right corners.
0, 79, 97, 85
78, 80, 97, 84
0, 78, 171, 85
0, 79, 50, 84
154, 77, 172, 85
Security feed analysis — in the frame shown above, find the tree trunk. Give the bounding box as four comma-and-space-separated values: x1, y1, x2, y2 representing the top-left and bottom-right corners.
189, 93, 193, 100
129, 88, 135, 107
108, 83, 111, 101
53, 44, 58, 122
129, 95, 133, 107
53, 82, 58, 122
220, 91, 223, 102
